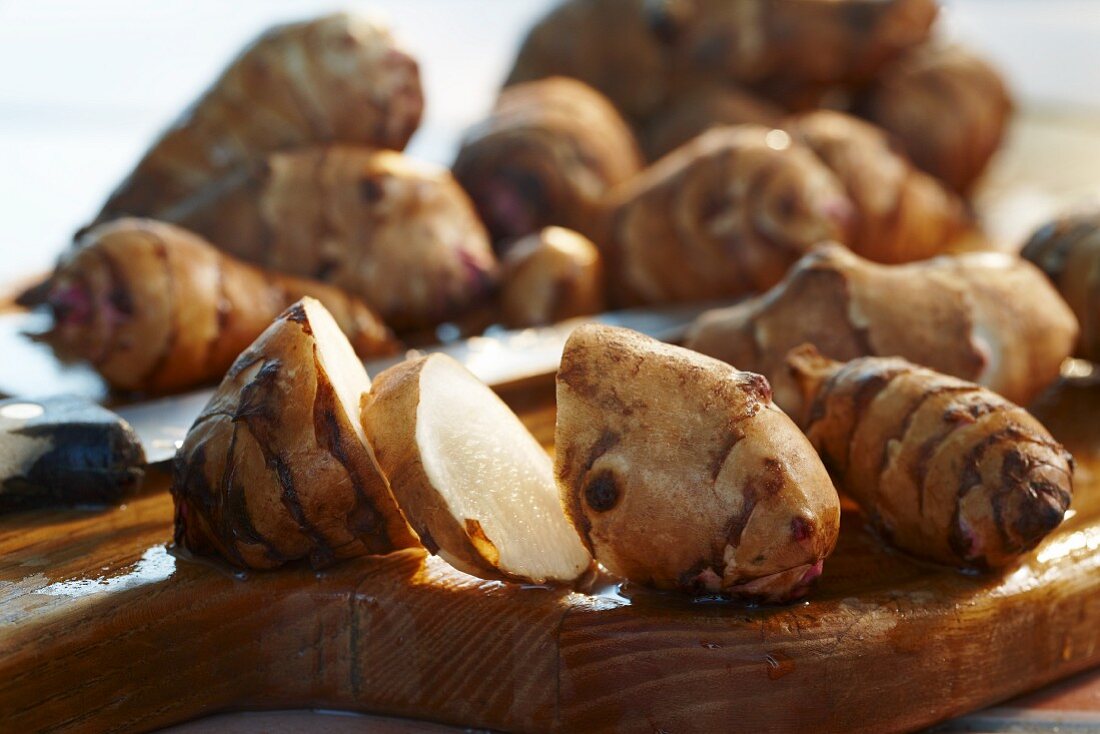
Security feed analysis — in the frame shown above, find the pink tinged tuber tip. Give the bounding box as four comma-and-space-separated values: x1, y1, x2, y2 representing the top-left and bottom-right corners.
48, 283, 93, 327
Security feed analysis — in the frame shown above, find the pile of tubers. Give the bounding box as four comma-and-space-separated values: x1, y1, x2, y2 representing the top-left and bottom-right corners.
32, 12, 499, 394
29, 2, 1095, 605
32, 2, 1018, 391
174, 300, 845, 602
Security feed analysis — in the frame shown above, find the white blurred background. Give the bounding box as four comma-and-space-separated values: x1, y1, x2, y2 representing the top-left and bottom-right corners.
2, 0, 1100, 281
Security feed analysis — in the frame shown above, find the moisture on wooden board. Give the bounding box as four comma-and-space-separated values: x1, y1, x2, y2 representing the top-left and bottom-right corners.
1, 372, 1100, 733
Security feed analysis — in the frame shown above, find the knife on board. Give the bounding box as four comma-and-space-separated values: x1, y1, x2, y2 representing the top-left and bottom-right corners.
0, 303, 715, 509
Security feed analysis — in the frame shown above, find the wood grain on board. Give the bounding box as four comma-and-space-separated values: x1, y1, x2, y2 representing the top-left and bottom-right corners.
2, 374, 1100, 733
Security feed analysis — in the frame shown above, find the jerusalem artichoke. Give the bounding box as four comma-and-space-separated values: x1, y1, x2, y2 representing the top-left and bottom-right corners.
555, 325, 840, 603
165, 147, 498, 332
499, 227, 604, 328
452, 77, 642, 245
786, 110, 968, 263
667, 0, 937, 108
1021, 208, 1100, 362
172, 298, 419, 570
641, 83, 784, 162
859, 44, 1012, 194
506, 0, 936, 119
788, 346, 1073, 568
603, 125, 853, 306
94, 13, 423, 224
363, 354, 593, 584
685, 244, 1078, 415
43, 219, 398, 394
505, 0, 673, 121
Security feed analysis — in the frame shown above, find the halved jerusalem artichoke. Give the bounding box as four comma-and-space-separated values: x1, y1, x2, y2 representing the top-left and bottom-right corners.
363, 354, 593, 584
555, 325, 840, 603
172, 297, 419, 569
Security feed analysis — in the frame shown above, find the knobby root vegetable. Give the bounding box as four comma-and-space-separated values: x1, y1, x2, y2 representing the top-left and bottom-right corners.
788, 346, 1073, 568
641, 83, 784, 161
859, 44, 1012, 194
363, 353, 593, 584
786, 110, 968, 264
499, 227, 604, 328
166, 146, 498, 332
505, 0, 936, 119
668, 0, 938, 107
1021, 208, 1100, 361
685, 244, 1079, 415
43, 219, 398, 394
172, 298, 420, 570
505, 0, 673, 121
452, 77, 642, 245
555, 324, 840, 603
94, 13, 423, 224
603, 125, 853, 306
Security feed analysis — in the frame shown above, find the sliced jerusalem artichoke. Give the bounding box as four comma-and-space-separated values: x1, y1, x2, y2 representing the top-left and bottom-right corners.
788, 346, 1073, 569
555, 325, 840, 603
363, 354, 593, 584
172, 297, 419, 570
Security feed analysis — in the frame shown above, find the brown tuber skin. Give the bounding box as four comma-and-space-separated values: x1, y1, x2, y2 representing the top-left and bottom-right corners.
667, 0, 939, 106
685, 244, 1079, 416
555, 325, 840, 603
640, 83, 784, 162
499, 227, 605, 328
94, 13, 423, 225
167, 146, 498, 332
786, 110, 969, 264
609, 113, 967, 307
603, 125, 854, 306
505, 0, 936, 119
172, 298, 420, 570
859, 44, 1012, 194
1021, 208, 1100, 362
43, 219, 398, 394
788, 347, 1073, 569
505, 0, 673, 122
452, 77, 642, 246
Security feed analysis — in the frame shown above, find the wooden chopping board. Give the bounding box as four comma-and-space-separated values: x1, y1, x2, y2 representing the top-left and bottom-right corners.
3, 371, 1100, 734
4, 111, 1100, 732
